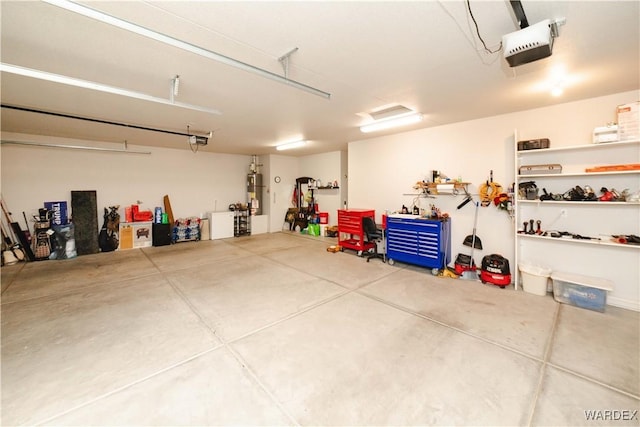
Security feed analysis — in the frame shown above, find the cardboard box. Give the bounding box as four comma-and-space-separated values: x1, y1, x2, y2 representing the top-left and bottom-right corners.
593, 125, 618, 144
119, 224, 133, 250
119, 222, 152, 249
616, 101, 639, 142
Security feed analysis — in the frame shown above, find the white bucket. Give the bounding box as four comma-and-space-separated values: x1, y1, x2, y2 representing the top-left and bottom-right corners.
519, 263, 552, 296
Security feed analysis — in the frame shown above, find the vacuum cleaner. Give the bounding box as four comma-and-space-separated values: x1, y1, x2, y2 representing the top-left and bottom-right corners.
480, 254, 511, 288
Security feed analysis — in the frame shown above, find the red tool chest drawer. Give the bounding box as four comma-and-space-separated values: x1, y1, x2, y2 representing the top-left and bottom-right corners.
337, 209, 375, 254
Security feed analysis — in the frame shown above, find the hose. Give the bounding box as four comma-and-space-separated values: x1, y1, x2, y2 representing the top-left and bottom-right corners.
479, 181, 502, 206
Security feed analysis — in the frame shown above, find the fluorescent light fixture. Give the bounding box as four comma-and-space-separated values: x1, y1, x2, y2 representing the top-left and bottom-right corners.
1, 63, 221, 115
1, 139, 151, 155
360, 112, 424, 133
43, 0, 331, 100
276, 140, 308, 151
370, 104, 413, 121
551, 85, 564, 97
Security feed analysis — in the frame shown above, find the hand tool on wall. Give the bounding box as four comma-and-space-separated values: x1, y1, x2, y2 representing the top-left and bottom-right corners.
0, 196, 34, 261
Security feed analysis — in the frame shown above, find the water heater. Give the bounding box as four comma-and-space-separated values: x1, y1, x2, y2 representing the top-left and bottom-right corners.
247, 155, 263, 215
247, 173, 263, 215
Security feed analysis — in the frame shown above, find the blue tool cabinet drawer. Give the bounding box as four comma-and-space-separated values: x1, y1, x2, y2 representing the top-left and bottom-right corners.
386, 215, 451, 270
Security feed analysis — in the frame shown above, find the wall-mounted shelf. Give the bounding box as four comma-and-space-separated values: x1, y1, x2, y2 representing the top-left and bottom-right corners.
517, 233, 640, 250
517, 200, 640, 206
517, 139, 639, 154
518, 170, 639, 179
413, 182, 470, 196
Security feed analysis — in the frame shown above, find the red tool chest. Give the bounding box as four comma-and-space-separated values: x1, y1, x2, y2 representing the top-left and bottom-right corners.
337, 209, 375, 254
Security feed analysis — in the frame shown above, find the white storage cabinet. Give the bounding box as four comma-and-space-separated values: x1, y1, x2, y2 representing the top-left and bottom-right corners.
208, 211, 235, 240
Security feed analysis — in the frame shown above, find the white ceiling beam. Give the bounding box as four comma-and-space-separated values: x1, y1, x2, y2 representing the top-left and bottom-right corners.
43, 0, 331, 100
0, 63, 222, 115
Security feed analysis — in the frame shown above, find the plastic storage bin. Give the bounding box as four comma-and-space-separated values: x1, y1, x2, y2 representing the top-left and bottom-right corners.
519, 263, 551, 296
551, 271, 613, 312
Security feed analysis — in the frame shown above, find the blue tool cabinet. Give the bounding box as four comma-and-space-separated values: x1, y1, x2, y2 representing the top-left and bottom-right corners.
385, 214, 451, 270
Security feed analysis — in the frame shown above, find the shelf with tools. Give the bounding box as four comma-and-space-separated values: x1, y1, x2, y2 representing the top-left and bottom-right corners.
412, 182, 471, 196
517, 233, 640, 249
514, 134, 640, 294
517, 200, 640, 206
519, 170, 639, 179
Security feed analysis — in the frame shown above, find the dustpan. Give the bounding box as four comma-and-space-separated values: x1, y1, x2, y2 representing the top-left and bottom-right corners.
457, 199, 481, 280
462, 200, 482, 249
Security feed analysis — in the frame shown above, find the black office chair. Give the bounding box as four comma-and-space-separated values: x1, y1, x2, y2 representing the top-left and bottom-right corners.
362, 216, 385, 263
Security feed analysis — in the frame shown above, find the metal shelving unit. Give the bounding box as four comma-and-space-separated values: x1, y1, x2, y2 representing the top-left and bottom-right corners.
514, 134, 639, 294
234, 209, 251, 237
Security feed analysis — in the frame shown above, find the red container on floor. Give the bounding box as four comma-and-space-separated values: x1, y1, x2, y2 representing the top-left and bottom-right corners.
454, 253, 475, 275
480, 254, 512, 288
480, 270, 512, 288
318, 212, 329, 224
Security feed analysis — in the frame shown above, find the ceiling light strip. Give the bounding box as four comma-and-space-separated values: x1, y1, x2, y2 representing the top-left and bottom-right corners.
0, 63, 221, 115
0, 140, 151, 155
276, 140, 308, 151
43, 0, 331, 100
360, 113, 424, 133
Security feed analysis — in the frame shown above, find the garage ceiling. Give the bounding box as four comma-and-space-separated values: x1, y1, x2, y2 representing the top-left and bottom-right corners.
1, 1, 638, 156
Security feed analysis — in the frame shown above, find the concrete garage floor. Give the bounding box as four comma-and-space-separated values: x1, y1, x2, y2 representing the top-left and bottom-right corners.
1, 232, 638, 426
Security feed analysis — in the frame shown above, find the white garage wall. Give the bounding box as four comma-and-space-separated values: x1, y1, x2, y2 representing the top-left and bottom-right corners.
1, 133, 251, 224
265, 154, 300, 232
298, 151, 344, 226
348, 90, 639, 309
348, 113, 519, 268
